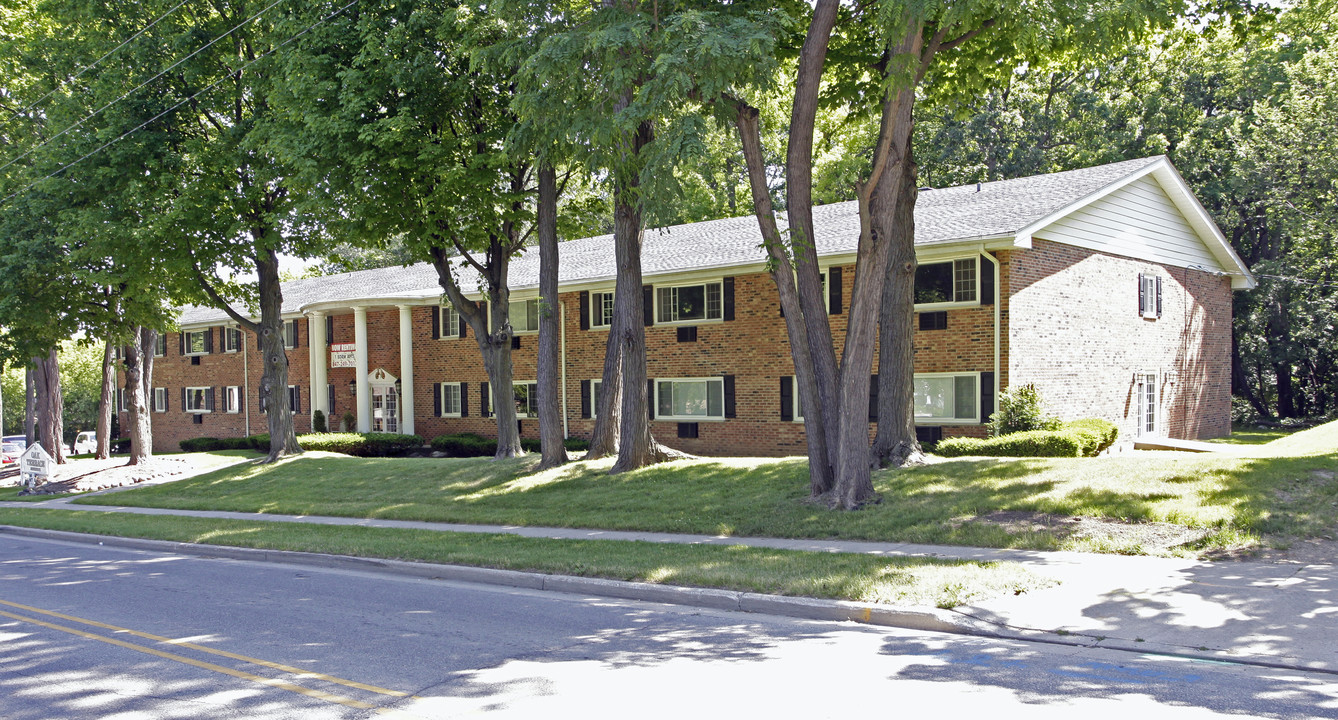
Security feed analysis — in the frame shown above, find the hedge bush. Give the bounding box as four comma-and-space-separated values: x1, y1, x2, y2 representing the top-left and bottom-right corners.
987, 384, 1061, 437
430, 433, 590, 457
178, 436, 255, 452
935, 418, 1120, 458
299, 432, 423, 457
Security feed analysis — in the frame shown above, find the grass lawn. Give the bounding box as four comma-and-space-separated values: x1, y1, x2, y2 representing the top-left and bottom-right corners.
1207, 422, 1312, 446
0, 508, 1048, 608
58, 420, 1338, 557
0, 450, 258, 502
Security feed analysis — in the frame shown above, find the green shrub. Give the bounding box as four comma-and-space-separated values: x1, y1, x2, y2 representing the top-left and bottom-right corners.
248, 434, 270, 451
341, 412, 356, 432
937, 418, 1121, 458
179, 437, 221, 452
564, 437, 590, 451
298, 432, 423, 457
988, 384, 1061, 437
429, 433, 588, 456
1062, 418, 1119, 455
312, 410, 328, 433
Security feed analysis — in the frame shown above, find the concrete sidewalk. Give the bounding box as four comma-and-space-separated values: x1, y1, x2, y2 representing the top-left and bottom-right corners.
2, 495, 1335, 675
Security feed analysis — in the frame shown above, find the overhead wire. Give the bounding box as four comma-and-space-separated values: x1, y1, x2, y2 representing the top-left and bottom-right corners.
7, 0, 192, 120
0, 0, 292, 175
0, 0, 360, 208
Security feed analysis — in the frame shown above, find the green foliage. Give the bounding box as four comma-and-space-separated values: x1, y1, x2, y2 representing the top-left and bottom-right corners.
312, 410, 327, 434
939, 418, 1119, 458
299, 433, 424, 457
988, 384, 1061, 437
179, 437, 255, 452
430, 433, 588, 457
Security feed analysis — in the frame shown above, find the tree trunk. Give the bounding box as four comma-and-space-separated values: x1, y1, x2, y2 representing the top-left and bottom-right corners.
536, 165, 569, 469
733, 99, 833, 496
610, 119, 670, 474
873, 150, 925, 467
585, 306, 623, 459
123, 330, 153, 465
787, 0, 844, 482
32, 349, 66, 464
95, 340, 114, 459
24, 366, 35, 446
255, 248, 303, 461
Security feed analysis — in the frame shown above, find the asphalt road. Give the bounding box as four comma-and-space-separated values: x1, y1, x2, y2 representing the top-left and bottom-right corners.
1, 535, 1336, 720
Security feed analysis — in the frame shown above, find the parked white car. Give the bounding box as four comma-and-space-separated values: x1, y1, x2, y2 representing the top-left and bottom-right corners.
72, 431, 96, 455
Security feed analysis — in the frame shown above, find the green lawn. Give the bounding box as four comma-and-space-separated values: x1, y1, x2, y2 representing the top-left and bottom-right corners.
64, 420, 1338, 556
0, 508, 1049, 609
1207, 422, 1311, 446
0, 450, 259, 502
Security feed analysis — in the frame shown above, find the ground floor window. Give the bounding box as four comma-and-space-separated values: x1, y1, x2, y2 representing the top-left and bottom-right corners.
913, 373, 978, 423
153, 387, 167, 413
185, 387, 213, 413
1137, 372, 1159, 436
656, 378, 724, 420
223, 386, 241, 413
513, 382, 537, 418
440, 382, 462, 417
288, 385, 302, 414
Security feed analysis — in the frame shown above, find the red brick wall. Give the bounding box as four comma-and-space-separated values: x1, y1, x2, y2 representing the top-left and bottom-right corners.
124, 243, 1232, 454
1007, 239, 1232, 440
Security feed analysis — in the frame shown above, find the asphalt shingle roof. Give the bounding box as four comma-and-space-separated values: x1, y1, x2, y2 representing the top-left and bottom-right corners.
179, 155, 1164, 326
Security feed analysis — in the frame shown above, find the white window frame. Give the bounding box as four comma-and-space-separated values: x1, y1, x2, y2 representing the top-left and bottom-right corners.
590, 378, 602, 418
913, 372, 980, 425
1140, 274, 1160, 319
224, 386, 241, 414
787, 376, 804, 422
654, 377, 726, 422
223, 326, 242, 353
590, 290, 615, 329
655, 281, 723, 325
185, 387, 211, 414
117, 389, 126, 413
439, 304, 462, 338
154, 334, 167, 357
152, 387, 167, 413
283, 319, 299, 349
440, 382, 463, 418
1136, 370, 1160, 437
913, 256, 979, 310
288, 385, 302, 414
510, 299, 540, 334
183, 330, 209, 356
512, 381, 537, 418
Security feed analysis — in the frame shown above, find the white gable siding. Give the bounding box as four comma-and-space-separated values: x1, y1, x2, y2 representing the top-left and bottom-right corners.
1032, 175, 1221, 271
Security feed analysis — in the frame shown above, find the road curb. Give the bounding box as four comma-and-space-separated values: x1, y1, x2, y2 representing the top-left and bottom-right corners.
0, 524, 980, 635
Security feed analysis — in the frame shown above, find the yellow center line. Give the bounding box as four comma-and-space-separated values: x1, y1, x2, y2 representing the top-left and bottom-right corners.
0, 597, 407, 697
0, 607, 378, 710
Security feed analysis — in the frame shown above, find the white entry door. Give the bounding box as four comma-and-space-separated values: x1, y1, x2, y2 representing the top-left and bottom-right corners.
1136, 373, 1158, 437
372, 386, 399, 433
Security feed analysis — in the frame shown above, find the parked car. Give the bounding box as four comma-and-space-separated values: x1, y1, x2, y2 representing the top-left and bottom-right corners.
2, 435, 27, 451
2, 442, 22, 466
72, 431, 96, 455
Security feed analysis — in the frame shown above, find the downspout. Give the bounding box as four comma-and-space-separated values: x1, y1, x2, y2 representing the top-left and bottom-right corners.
242, 326, 250, 437
981, 247, 1001, 411
560, 301, 569, 439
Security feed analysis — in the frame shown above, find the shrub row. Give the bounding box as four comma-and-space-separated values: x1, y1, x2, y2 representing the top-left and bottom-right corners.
935, 418, 1119, 458
430, 433, 590, 457
179, 432, 423, 457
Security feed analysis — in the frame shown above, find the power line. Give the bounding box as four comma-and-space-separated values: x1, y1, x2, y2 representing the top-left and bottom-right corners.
8, 0, 192, 120
1253, 273, 1338, 290
0, 0, 360, 208
0, 0, 291, 176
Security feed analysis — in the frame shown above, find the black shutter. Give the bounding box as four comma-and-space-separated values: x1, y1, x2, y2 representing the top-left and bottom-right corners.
580, 380, 591, 419
164, 389, 169, 412
723, 277, 735, 321
181, 388, 187, 412
433, 383, 442, 417
207, 387, 216, 412
868, 374, 879, 422
643, 285, 654, 326
980, 256, 994, 306
298, 320, 306, 347
647, 379, 655, 419
829, 267, 843, 315
980, 372, 995, 423
178, 332, 185, 356
461, 382, 469, 417
723, 375, 735, 419
327, 384, 335, 414
1155, 276, 1163, 317
579, 292, 590, 331
780, 376, 793, 421
326, 315, 334, 345
295, 386, 302, 413
204, 328, 214, 353
431, 307, 440, 339
480, 381, 490, 417
1138, 273, 1146, 315
459, 316, 466, 338
677, 326, 697, 343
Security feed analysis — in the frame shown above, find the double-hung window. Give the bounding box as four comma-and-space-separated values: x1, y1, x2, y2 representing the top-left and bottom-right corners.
914, 258, 977, 306
154, 334, 167, 357
223, 386, 241, 414
591, 291, 615, 329
223, 327, 242, 353
440, 383, 462, 417
655, 378, 725, 420
440, 304, 462, 337
283, 319, 299, 349
152, 387, 167, 413
657, 282, 722, 324
509, 299, 540, 334
184, 387, 213, 413
513, 382, 537, 418
1138, 273, 1162, 319
184, 330, 209, 355
288, 385, 302, 414
913, 373, 979, 424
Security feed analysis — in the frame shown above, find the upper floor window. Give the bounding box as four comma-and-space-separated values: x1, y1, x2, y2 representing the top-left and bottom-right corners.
224, 326, 242, 353
591, 291, 614, 329
283, 319, 299, 349
154, 334, 167, 357
440, 304, 462, 337
657, 282, 722, 324
509, 299, 539, 334
1138, 273, 1162, 319
915, 258, 977, 305
184, 330, 210, 355
153, 387, 167, 413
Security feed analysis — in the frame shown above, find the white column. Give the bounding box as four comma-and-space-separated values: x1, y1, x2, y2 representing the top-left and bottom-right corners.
353, 306, 371, 433
397, 304, 415, 436
308, 311, 327, 419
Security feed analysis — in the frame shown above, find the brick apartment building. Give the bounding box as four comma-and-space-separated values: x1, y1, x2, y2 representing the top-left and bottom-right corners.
122, 156, 1255, 455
